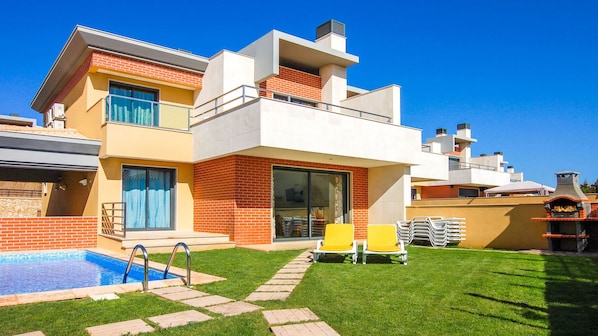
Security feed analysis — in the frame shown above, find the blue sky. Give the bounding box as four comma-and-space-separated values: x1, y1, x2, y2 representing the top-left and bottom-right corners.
0, 0, 596, 187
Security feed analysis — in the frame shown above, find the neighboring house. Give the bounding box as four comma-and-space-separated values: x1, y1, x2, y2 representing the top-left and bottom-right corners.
13, 20, 445, 252
411, 123, 524, 199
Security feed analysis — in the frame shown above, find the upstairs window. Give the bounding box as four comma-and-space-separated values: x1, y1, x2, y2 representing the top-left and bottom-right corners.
108, 82, 159, 126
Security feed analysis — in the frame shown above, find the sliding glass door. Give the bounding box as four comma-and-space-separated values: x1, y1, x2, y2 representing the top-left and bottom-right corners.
273, 167, 348, 240
123, 166, 175, 230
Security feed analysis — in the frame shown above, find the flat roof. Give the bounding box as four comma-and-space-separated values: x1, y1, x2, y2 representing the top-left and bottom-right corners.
31, 26, 210, 113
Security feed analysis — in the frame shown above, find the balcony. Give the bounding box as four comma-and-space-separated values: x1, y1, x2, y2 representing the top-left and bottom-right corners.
191, 86, 421, 168
99, 95, 193, 162
449, 161, 500, 172
105, 95, 191, 131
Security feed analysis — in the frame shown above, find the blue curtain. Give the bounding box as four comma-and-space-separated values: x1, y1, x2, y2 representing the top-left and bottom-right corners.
148, 170, 171, 229
109, 85, 158, 126
123, 168, 147, 229
123, 167, 173, 230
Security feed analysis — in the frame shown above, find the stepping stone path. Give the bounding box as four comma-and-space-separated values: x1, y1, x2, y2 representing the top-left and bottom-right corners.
26, 250, 340, 335
85, 286, 262, 336
263, 308, 340, 336
246, 250, 312, 302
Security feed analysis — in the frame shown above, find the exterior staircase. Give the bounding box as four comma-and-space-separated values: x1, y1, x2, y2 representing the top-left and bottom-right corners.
98, 231, 235, 254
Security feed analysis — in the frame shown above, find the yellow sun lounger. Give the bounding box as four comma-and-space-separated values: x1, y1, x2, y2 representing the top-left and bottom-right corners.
312, 224, 358, 264
363, 224, 408, 265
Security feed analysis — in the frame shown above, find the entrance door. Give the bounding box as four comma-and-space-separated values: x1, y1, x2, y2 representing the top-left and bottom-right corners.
122, 166, 174, 230
273, 167, 348, 240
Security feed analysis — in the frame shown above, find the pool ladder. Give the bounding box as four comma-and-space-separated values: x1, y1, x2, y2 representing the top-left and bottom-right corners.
123, 242, 192, 292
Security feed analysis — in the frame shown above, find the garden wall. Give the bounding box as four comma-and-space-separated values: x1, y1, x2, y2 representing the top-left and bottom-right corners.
0, 216, 97, 252
407, 196, 550, 250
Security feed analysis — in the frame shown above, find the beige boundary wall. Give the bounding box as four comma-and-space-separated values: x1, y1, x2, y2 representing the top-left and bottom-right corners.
406, 196, 550, 250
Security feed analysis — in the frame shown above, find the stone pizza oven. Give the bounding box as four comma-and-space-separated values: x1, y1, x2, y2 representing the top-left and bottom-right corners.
544, 171, 591, 219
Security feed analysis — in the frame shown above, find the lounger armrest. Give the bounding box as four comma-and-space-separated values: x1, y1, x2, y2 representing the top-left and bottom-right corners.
363, 239, 368, 251
315, 239, 324, 250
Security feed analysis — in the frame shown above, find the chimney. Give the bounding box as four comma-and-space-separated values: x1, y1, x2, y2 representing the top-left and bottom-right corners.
436, 128, 447, 136
457, 123, 471, 138
549, 171, 588, 202
316, 20, 346, 52
507, 165, 514, 174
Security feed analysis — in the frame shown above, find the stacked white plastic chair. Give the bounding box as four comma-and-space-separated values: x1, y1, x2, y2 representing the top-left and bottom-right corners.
397, 216, 466, 247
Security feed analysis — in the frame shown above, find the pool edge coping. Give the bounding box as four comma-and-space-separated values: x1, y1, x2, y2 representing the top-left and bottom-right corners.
0, 248, 226, 307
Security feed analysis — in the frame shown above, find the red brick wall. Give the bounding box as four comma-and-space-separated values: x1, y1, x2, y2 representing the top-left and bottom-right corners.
0, 216, 97, 252
420, 185, 482, 199
194, 155, 368, 245
260, 66, 322, 101
420, 185, 459, 199
47, 51, 203, 112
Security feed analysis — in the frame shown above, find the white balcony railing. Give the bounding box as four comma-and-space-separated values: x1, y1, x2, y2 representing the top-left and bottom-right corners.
449, 161, 500, 172
191, 85, 392, 124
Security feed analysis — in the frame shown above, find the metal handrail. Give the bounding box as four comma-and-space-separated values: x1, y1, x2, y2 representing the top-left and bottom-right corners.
123, 244, 149, 291
163, 242, 192, 287
450, 161, 500, 172
191, 85, 392, 123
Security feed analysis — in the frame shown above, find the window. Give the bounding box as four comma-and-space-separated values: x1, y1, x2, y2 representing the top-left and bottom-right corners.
273, 167, 348, 240
108, 82, 159, 126
122, 166, 175, 230
458, 187, 479, 198
273, 94, 318, 107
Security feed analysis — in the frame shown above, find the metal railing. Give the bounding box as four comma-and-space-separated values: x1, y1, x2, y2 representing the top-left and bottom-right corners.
123, 244, 149, 291
191, 85, 392, 124
101, 202, 126, 237
449, 161, 500, 172
163, 242, 192, 287
105, 95, 191, 131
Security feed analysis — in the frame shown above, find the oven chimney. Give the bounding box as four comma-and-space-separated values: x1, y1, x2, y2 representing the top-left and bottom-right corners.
549, 171, 588, 202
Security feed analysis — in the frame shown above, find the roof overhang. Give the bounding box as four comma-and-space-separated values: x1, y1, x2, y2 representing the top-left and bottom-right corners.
239, 30, 359, 82
0, 130, 101, 182
31, 25, 210, 112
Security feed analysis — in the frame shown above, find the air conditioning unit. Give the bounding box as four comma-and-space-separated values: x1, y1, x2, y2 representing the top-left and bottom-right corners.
51, 103, 65, 120
45, 103, 66, 128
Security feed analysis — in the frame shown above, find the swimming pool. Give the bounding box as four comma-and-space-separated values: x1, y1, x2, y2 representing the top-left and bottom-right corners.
0, 250, 176, 296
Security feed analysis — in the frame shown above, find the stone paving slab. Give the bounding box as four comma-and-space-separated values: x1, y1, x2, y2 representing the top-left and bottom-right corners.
278, 267, 310, 273
149, 286, 191, 295
157, 289, 209, 301
13, 332, 45, 336
246, 292, 290, 301
85, 319, 154, 336
148, 310, 212, 328
255, 285, 296, 292
270, 322, 340, 336
204, 301, 263, 316
272, 272, 305, 280
263, 308, 320, 325
265, 279, 301, 285
180, 295, 233, 307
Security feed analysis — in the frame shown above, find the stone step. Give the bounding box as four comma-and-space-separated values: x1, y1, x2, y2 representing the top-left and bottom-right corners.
101, 231, 236, 253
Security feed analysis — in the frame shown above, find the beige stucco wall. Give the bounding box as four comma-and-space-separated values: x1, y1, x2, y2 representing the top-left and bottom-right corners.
369, 165, 411, 223
406, 196, 550, 250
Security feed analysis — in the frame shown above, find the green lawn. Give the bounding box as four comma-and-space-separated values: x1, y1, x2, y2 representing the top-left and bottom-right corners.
1, 247, 597, 335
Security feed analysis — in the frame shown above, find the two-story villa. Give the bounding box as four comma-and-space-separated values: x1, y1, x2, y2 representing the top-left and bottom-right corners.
22, 20, 446, 252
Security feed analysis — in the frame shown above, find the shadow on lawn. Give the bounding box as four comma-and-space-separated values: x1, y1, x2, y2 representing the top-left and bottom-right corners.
542, 255, 598, 335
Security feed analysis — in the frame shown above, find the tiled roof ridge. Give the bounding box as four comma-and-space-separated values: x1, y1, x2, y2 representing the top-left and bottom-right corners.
0, 125, 88, 139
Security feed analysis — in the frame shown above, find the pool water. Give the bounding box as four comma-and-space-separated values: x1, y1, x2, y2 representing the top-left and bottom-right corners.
0, 251, 175, 296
